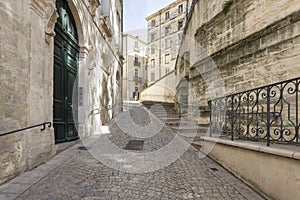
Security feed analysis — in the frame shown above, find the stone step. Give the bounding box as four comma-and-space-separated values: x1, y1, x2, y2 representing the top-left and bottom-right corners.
165, 121, 197, 126
150, 110, 178, 114
147, 107, 174, 109
177, 131, 207, 137
153, 112, 180, 115
150, 110, 177, 113
161, 117, 190, 122
171, 126, 209, 134
154, 114, 181, 118
151, 112, 178, 116
143, 103, 175, 109
176, 134, 204, 144
158, 118, 182, 122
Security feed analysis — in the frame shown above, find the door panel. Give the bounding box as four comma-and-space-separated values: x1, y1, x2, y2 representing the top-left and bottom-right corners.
53, 0, 79, 143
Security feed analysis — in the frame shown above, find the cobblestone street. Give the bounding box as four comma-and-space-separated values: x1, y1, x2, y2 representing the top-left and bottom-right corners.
0, 105, 263, 200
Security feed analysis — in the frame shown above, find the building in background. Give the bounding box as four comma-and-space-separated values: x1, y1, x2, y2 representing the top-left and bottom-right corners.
0, 0, 123, 184
123, 34, 147, 101
146, 0, 191, 85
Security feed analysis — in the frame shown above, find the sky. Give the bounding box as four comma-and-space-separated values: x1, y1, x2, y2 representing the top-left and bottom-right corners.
124, 0, 175, 38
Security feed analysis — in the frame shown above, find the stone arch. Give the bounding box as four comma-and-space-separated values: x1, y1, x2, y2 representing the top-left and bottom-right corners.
65, 0, 85, 50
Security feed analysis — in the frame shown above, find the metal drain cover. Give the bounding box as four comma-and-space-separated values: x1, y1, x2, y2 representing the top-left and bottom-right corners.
124, 140, 144, 150
210, 167, 218, 172
78, 146, 90, 150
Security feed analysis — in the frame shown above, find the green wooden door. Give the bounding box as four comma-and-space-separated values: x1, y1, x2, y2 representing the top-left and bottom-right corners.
53, 0, 79, 143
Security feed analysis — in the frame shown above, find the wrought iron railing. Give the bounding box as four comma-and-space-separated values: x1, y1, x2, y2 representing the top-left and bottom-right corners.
208, 77, 300, 146
0, 122, 52, 137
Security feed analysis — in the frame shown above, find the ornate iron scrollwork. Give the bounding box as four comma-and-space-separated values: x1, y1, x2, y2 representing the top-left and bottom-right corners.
209, 77, 300, 146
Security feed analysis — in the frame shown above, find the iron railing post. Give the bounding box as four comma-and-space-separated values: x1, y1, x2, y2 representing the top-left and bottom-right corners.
266, 86, 271, 146
296, 80, 299, 144
219, 98, 222, 136
209, 101, 212, 137
231, 95, 234, 141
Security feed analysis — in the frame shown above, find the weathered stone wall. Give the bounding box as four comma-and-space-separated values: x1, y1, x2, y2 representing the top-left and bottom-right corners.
0, 0, 56, 184
0, 0, 123, 184
177, 0, 300, 124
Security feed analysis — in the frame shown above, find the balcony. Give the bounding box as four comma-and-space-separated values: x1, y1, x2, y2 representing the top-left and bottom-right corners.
133, 61, 141, 67
133, 76, 143, 83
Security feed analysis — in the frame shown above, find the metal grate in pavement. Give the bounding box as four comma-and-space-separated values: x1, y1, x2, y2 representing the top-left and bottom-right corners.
124, 140, 144, 150
210, 167, 219, 172
78, 146, 91, 151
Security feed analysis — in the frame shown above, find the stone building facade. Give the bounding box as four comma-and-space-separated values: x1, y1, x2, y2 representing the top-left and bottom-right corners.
122, 34, 147, 101
175, 0, 300, 124
146, 0, 191, 85
0, 0, 123, 184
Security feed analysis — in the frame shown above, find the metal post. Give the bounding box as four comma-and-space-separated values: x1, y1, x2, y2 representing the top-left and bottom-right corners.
231, 95, 234, 141
296, 81, 299, 144
209, 101, 212, 137
266, 86, 271, 146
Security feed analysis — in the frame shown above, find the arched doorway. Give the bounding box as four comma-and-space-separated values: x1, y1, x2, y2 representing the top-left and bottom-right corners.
53, 0, 79, 143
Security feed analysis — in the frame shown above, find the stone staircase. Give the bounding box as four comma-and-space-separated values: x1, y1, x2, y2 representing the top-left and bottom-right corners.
142, 101, 209, 143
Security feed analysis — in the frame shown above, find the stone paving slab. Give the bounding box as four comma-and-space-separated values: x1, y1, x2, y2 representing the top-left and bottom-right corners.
0, 105, 264, 200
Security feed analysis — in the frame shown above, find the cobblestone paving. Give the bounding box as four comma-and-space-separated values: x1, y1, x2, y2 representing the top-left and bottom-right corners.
14, 105, 263, 199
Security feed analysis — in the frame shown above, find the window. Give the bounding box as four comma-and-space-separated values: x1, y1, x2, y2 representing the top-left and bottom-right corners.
151, 33, 155, 42
178, 33, 183, 44
178, 20, 183, 30
151, 45, 156, 54
178, 4, 183, 13
165, 27, 170, 36
116, 12, 121, 45
165, 54, 170, 64
151, 72, 155, 81
151, 59, 155, 68
165, 67, 170, 75
151, 20, 155, 27
134, 41, 138, 49
134, 54, 138, 63
101, 0, 111, 17
165, 11, 170, 20
134, 68, 138, 77
165, 39, 170, 49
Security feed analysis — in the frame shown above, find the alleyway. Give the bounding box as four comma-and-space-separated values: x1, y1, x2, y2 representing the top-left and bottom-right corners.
0, 103, 263, 200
